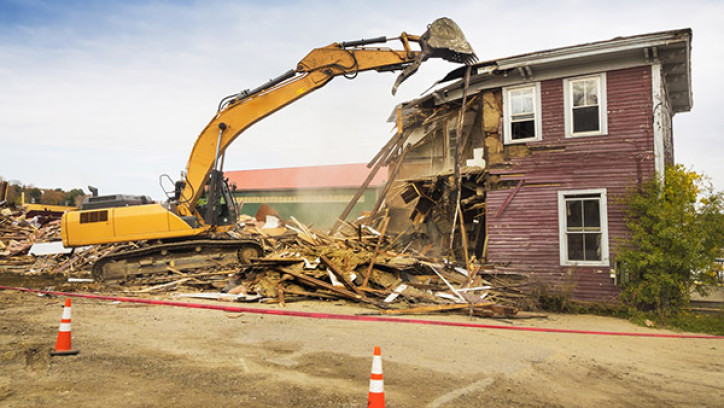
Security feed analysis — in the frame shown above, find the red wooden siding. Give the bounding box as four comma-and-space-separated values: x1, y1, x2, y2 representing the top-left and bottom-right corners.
486, 66, 655, 302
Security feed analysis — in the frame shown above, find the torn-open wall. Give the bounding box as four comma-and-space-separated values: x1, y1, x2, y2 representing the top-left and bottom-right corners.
371, 88, 530, 264
343, 28, 692, 303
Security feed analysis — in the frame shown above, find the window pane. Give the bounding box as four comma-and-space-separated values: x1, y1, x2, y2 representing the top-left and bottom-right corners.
563, 192, 606, 263
572, 79, 600, 107
511, 120, 535, 140
511, 94, 522, 113
572, 82, 585, 107
573, 106, 599, 132
585, 80, 599, 105
566, 200, 583, 228
583, 200, 600, 228
520, 93, 533, 114
511, 88, 534, 114
567, 234, 585, 260
584, 233, 602, 260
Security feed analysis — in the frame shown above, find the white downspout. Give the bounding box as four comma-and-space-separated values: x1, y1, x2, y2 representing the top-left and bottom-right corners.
651, 63, 665, 183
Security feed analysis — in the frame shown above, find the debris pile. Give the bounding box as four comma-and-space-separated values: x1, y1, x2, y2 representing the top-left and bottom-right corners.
226, 215, 523, 317
0, 209, 62, 258
1, 207, 525, 317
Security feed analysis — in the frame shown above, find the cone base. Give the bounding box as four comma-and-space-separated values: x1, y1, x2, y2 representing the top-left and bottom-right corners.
368, 392, 385, 408
50, 349, 79, 356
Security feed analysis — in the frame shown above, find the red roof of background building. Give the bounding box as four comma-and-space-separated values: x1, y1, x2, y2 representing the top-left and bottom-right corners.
225, 163, 388, 191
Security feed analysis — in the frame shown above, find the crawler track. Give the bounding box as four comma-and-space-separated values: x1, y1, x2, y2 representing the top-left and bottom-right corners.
91, 239, 263, 282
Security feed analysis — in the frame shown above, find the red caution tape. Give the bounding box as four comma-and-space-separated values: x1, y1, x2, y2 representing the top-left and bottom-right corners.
2, 285, 722, 339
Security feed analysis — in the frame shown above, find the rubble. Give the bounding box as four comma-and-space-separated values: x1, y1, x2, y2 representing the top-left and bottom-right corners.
220, 214, 523, 316
0, 208, 526, 318
0, 209, 63, 258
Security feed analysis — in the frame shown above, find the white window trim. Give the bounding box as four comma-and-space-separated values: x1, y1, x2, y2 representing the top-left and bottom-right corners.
563, 73, 608, 138
503, 82, 542, 145
558, 188, 610, 267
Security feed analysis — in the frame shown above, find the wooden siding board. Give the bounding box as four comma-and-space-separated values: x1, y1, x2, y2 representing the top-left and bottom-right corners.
487, 66, 654, 302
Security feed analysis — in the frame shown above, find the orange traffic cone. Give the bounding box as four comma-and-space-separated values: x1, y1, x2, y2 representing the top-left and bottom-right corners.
367, 346, 385, 408
50, 298, 79, 356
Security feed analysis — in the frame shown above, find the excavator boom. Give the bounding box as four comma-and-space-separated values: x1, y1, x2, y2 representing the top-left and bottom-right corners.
60, 18, 475, 282
178, 18, 476, 216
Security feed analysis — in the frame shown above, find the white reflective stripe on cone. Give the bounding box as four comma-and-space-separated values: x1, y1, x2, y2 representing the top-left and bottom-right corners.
371, 357, 382, 373
369, 379, 384, 393
62, 308, 71, 319
59, 323, 72, 332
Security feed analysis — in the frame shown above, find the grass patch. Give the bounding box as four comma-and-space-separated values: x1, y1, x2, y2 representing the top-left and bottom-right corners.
529, 285, 724, 336
635, 310, 724, 336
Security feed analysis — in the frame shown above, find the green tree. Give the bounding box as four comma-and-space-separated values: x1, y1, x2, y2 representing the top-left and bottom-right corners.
617, 165, 724, 312
28, 187, 42, 204
40, 189, 66, 205
9, 184, 22, 205
65, 188, 86, 206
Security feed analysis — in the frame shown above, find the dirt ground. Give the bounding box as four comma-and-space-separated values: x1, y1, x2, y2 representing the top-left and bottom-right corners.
1, 276, 723, 407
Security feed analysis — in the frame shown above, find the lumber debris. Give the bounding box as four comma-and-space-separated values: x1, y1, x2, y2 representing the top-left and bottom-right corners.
0, 206, 525, 319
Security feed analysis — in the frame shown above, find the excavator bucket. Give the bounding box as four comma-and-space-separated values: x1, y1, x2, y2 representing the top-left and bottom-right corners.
421, 17, 477, 65
392, 17, 477, 95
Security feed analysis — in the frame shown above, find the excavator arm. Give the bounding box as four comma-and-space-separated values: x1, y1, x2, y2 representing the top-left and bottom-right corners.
177, 39, 420, 217
61, 18, 475, 282
62, 18, 475, 253
176, 21, 477, 221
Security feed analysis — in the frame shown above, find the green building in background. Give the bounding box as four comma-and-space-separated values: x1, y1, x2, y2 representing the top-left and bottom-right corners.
225, 163, 388, 229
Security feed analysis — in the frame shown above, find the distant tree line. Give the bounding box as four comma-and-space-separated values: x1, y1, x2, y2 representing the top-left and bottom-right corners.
0, 177, 86, 207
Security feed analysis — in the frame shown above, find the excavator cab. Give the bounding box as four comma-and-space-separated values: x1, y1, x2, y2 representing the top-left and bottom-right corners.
195, 170, 238, 228
202, 170, 239, 226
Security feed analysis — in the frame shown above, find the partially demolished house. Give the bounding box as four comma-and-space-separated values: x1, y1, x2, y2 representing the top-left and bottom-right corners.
378, 29, 692, 302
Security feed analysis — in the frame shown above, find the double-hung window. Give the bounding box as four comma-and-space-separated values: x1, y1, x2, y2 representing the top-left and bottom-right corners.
503, 83, 541, 144
558, 189, 609, 266
564, 74, 607, 137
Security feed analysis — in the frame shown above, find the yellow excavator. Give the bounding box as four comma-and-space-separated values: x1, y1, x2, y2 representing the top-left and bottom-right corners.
61, 18, 476, 282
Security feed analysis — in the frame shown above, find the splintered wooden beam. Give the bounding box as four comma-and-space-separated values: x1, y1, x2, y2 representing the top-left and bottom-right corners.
279, 267, 389, 309
330, 152, 387, 235
281, 288, 339, 300
362, 216, 390, 288
370, 143, 411, 218
320, 255, 363, 296
368, 132, 401, 168
379, 302, 495, 315
129, 278, 191, 293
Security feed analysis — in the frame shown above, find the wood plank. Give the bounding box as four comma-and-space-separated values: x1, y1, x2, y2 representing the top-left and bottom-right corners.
279, 267, 389, 309
282, 288, 339, 300
129, 278, 191, 293
380, 302, 494, 315
362, 216, 390, 288
330, 151, 388, 235
320, 255, 363, 296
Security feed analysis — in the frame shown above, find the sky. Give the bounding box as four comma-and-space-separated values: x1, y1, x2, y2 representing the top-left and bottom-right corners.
1, 0, 722, 200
